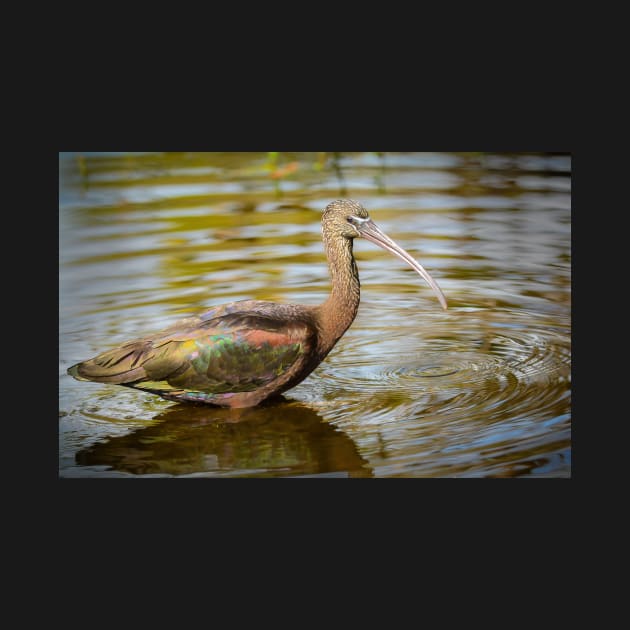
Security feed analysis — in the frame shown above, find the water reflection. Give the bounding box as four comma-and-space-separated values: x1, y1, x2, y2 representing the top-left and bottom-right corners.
74, 400, 373, 478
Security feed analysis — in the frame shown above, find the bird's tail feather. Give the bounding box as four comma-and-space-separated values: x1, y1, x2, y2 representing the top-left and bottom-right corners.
67, 341, 152, 384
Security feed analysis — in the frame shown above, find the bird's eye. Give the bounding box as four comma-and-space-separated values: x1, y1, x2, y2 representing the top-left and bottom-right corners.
347, 216, 357, 225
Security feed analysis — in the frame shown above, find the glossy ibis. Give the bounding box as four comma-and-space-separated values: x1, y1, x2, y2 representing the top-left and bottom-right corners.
68, 200, 447, 408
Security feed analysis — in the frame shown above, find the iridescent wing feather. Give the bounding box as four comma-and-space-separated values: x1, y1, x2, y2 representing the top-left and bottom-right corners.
68, 301, 315, 400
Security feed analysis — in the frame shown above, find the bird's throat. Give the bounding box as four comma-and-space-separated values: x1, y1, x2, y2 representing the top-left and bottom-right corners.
319, 237, 361, 351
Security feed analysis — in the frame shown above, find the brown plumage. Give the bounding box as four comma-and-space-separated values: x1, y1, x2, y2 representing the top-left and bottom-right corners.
68, 200, 447, 408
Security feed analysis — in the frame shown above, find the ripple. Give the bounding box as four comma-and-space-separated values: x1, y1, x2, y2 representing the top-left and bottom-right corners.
399, 365, 460, 377
296, 308, 571, 476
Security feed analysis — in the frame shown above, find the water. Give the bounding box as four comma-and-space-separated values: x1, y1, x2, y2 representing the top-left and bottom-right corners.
59, 151, 571, 477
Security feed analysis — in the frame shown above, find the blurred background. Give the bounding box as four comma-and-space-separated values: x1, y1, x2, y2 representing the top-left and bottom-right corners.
59, 152, 571, 477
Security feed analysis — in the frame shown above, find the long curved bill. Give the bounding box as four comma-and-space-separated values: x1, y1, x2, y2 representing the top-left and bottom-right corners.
358, 219, 448, 310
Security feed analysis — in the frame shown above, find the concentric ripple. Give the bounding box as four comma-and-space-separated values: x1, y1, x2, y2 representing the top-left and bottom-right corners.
292, 308, 571, 476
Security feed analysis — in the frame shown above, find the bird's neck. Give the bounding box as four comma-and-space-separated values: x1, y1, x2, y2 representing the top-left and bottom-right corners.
318, 236, 361, 352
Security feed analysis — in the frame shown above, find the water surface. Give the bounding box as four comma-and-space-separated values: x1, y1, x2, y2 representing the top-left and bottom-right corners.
59, 151, 571, 477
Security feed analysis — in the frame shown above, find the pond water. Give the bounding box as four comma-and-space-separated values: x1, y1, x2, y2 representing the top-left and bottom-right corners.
59, 152, 571, 477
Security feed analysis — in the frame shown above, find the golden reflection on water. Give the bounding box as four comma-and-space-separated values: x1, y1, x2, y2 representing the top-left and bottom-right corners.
60, 152, 571, 478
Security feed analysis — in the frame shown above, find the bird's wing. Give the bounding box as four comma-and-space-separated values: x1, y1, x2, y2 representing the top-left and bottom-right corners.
69, 306, 315, 396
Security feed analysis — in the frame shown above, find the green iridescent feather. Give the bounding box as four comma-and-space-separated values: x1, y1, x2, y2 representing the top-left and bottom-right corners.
68, 300, 312, 402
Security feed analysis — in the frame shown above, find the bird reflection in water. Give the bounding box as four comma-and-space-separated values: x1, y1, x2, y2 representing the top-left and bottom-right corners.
75, 400, 373, 478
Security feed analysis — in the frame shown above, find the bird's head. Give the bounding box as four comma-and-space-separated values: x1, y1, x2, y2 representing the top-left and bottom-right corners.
322, 199, 371, 239
322, 199, 448, 310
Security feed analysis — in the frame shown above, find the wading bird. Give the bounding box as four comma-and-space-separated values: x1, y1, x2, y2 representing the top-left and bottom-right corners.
68, 200, 447, 408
